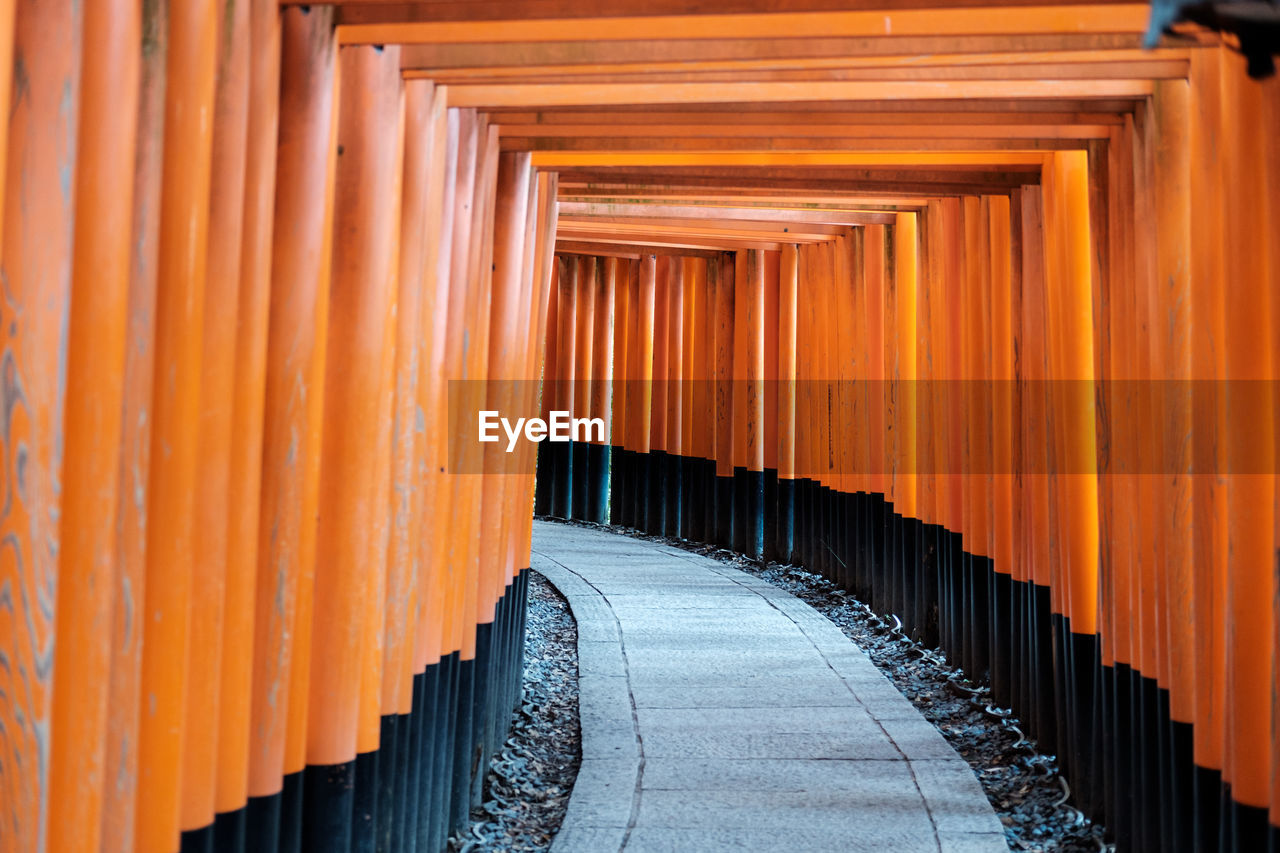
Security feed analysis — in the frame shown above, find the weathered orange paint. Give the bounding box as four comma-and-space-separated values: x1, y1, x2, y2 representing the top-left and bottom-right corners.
135, 0, 219, 845
249, 4, 337, 796
48, 0, 137, 847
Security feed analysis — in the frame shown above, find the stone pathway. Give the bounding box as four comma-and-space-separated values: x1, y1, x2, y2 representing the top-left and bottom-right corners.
531, 520, 1006, 853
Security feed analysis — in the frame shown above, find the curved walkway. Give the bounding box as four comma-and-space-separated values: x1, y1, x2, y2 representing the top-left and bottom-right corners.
532, 520, 1005, 853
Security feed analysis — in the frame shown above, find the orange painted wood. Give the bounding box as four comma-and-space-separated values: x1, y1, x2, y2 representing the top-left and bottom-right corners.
892, 213, 919, 520
135, 0, 219, 844
987, 197, 1014, 577
343, 6, 1151, 46
1185, 47, 1227, 773
406, 46, 1186, 79
439, 110, 483, 660
480, 152, 534, 622
100, 0, 167, 844
682, 257, 700, 461
385, 79, 433, 718
574, 255, 598, 428
183, 0, 252, 828
1220, 50, 1275, 810
306, 41, 403, 769
48, 0, 137, 847
636, 255, 658, 456
249, 4, 338, 795
396, 32, 1172, 71
413, 87, 454, 673
450, 80, 1152, 109
651, 256, 671, 454
777, 245, 798, 482
665, 252, 685, 459
613, 257, 631, 455
1150, 78, 1194, 722
593, 256, 616, 448
217, 0, 282, 818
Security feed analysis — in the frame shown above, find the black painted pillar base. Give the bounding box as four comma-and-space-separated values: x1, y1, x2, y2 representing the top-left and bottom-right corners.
301, 761, 355, 853
179, 824, 213, 853
608, 444, 625, 524
549, 440, 573, 519
730, 466, 747, 554
587, 443, 610, 524
449, 654, 475, 835
714, 473, 733, 546
212, 805, 246, 853
776, 477, 795, 565
534, 441, 552, 516
351, 747, 378, 853
665, 453, 683, 539
762, 468, 778, 561
746, 468, 764, 560
280, 767, 304, 853
571, 440, 590, 520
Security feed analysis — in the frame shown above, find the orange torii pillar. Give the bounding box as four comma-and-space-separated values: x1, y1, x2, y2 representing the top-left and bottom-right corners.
186, 0, 254, 845
47, 0, 136, 851
475, 150, 535, 815
1042, 150, 1101, 802
663, 255, 685, 537
776, 245, 799, 564
913, 206, 943, 651
691, 257, 718, 542
246, 7, 337, 851
1016, 184, 1060, 754
712, 253, 736, 546
761, 251, 781, 561
442, 113, 500, 837
630, 255, 657, 531
986, 197, 1017, 713
570, 255, 597, 521
1097, 114, 1141, 849
887, 214, 921, 641
587, 257, 616, 523
549, 255, 576, 520
533, 258, 560, 517
646, 256, 670, 534
609, 258, 631, 521
390, 76, 446, 853
863, 226, 888, 611
136, 0, 219, 849
1218, 54, 1276, 853
301, 41, 401, 853
102, 0, 167, 846
680, 257, 702, 537
1185, 48, 1228, 853
830, 235, 854, 590
732, 250, 766, 559
615, 258, 640, 528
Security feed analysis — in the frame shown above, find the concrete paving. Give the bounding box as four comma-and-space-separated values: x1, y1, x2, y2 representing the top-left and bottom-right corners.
532, 520, 1007, 853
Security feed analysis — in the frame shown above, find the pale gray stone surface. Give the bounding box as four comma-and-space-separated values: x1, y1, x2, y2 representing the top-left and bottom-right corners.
535, 520, 1003, 853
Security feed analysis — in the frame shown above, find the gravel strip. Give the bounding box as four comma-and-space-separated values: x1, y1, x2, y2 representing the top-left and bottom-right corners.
451, 571, 581, 852
544, 517, 1110, 853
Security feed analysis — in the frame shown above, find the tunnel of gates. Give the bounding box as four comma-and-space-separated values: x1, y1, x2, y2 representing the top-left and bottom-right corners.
0, 0, 1279, 852
532, 61, 1280, 853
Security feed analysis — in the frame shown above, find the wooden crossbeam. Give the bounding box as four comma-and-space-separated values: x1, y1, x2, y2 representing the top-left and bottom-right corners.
418, 60, 1189, 85
401, 47, 1191, 77
558, 218, 844, 241
337, 5, 1152, 44
442, 79, 1155, 108
558, 202, 897, 225
504, 136, 1091, 152
554, 240, 722, 259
